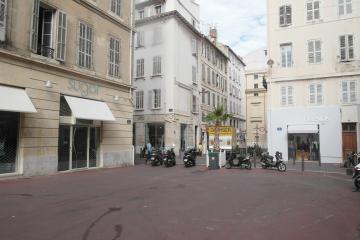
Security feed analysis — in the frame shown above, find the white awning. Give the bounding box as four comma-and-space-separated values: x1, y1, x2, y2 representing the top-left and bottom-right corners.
64, 96, 115, 122
288, 124, 319, 134
0, 86, 37, 113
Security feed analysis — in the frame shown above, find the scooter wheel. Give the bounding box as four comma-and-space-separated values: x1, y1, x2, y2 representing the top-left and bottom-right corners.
225, 163, 232, 169
354, 176, 360, 190
278, 162, 287, 172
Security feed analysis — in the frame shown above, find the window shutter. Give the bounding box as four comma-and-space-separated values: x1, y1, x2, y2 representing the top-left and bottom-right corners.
342, 81, 348, 103
346, 0, 352, 14
285, 5, 292, 25
339, 0, 345, 15
350, 81, 356, 102
340, 35, 346, 61
315, 40, 321, 63
56, 11, 68, 61
314, 1, 320, 19
281, 86, 287, 105
317, 84, 322, 104
281, 46, 287, 67
0, 0, 7, 41
191, 38, 197, 54
288, 86, 293, 105
307, 2, 313, 21
308, 41, 315, 64
30, 0, 40, 53
279, 6, 285, 26
286, 45, 292, 67
348, 35, 354, 59
148, 90, 153, 109
309, 84, 315, 104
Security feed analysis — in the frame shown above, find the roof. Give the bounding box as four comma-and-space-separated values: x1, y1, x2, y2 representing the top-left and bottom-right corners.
244, 47, 268, 72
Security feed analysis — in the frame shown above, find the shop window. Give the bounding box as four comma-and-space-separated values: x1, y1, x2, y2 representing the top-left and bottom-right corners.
146, 123, 164, 149
0, 112, 19, 174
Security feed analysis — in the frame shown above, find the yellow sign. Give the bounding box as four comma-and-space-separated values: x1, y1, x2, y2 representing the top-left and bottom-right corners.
208, 126, 234, 136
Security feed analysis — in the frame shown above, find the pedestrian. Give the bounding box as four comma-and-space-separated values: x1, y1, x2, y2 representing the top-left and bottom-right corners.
146, 142, 152, 164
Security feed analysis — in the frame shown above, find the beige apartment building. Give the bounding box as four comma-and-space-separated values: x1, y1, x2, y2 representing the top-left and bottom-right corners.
267, 0, 360, 163
0, 0, 134, 177
200, 30, 228, 150
245, 47, 268, 148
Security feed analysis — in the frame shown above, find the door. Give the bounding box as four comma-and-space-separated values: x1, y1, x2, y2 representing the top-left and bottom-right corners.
58, 125, 70, 171
342, 123, 357, 161
72, 126, 88, 169
0, 112, 19, 174
89, 127, 100, 168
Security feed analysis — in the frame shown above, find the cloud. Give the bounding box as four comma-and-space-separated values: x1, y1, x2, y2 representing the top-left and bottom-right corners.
198, 0, 267, 56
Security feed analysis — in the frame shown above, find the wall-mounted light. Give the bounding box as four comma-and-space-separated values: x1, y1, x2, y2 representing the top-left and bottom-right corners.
45, 80, 53, 88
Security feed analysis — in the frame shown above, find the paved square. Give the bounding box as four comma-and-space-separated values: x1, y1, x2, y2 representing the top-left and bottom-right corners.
0, 165, 359, 240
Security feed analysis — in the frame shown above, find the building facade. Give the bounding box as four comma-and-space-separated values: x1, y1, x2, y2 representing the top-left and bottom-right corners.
267, 0, 360, 163
0, 0, 134, 177
133, 0, 202, 155
245, 47, 268, 148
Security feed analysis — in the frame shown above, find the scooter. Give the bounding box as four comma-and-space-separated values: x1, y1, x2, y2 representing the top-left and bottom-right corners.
150, 149, 163, 167
225, 153, 252, 170
163, 147, 176, 168
260, 151, 287, 172
345, 152, 359, 168
353, 163, 360, 191
183, 148, 197, 168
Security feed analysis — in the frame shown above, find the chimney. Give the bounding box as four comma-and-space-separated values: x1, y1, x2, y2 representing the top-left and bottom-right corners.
209, 27, 217, 43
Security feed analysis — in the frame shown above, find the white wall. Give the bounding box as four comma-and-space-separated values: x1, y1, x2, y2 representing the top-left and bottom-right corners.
268, 106, 342, 163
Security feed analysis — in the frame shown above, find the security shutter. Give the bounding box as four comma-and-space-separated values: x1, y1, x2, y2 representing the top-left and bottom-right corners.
56, 11, 67, 61
0, 0, 7, 41
30, 0, 40, 53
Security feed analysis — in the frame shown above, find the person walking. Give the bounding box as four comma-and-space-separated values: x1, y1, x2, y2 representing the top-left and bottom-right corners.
146, 142, 152, 164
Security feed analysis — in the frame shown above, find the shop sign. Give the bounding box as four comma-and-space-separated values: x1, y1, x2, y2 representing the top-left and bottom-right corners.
68, 79, 100, 97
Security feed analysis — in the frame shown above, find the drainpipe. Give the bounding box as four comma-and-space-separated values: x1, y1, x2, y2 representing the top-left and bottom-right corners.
129, 0, 134, 165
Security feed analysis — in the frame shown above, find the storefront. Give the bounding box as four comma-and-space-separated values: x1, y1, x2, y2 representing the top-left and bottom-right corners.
145, 123, 165, 149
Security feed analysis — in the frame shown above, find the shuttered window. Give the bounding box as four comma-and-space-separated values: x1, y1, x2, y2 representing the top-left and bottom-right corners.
110, 0, 121, 17
56, 11, 67, 61
342, 81, 357, 103
109, 37, 121, 78
78, 22, 93, 69
309, 83, 323, 104
340, 34, 354, 61
279, 5, 292, 27
136, 59, 144, 77
153, 56, 161, 75
307, 1, 320, 21
30, 0, 40, 53
308, 40, 321, 64
281, 86, 294, 106
339, 0, 352, 16
0, 0, 7, 41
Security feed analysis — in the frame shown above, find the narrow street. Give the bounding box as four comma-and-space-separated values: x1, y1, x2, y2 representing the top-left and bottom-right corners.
0, 166, 359, 240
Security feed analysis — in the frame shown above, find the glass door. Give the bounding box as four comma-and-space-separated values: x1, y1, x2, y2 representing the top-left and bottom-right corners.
58, 125, 70, 171
89, 127, 100, 168
0, 112, 19, 174
72, 126, 88, 169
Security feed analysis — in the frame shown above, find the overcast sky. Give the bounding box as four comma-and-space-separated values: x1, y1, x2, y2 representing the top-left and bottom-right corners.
198, 0, 266, 57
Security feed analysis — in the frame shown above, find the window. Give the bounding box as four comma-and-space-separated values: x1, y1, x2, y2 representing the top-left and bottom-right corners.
212, 71, 215, 85
192, 66, 197, 83
192, 95, 199, 113
135, 91, 144, 110
0, 0, 7, 41
136, 59, 144, 77
136, 31, 145, 47
281, 86, 294, 105
138, 9, 145, 19
154, 5, 162, 15
281, 43, 293, 68
153, 27, 162, 45
309, 83, 323, 104
202, 64, 205, 81
202, 89, 206, 104
308, 40, 321, 64
217, 95, 220, 107
340, 35, 354, 61
207, 67, 211, 84
109, 37, 121, 78
78, 22, 93, 69
254, 93, 259, 97
152, 89, 161, 109
307, 1, 320, 21
254, 84, 258, 89
153, 56, 161, 75
339, 0, 352, 16
30, 1, 68, 61
342, 80, 356, 103
191, 38, 197, 55
254, 74, 258, 80
212, 93, 216, 107
279, 5, 292, 27
207, 92, 211, 105
110, 0, 121, 17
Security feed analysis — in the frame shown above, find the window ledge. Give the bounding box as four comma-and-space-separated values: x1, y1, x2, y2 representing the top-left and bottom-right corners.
30, 53, 60, 65
135, 45, 145, 49
106, 75, 122, 82
135, 109, 144, 111
108, 11, 124, 22
73, 65, 96, 76
135, 76, 145, 80
151, 74, 162, 78
151, 108, 161, 110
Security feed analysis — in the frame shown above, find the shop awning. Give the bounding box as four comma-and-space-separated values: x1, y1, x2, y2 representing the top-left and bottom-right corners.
0, 86, 37, 113
64, 96, 115, 122
287, 124, 319, 134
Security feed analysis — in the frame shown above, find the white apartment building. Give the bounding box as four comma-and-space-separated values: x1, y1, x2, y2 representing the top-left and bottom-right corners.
133, 0, 202, 154
245, 47, 269, 148
267, 0, 360, 164
219, 44, 247, 147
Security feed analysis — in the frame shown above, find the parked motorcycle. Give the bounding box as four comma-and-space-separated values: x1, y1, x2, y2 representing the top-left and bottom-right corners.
260, 151, 287, 172
353, 163, 360, 191
183, 148, 197, 168
345, 152, 359, 168
225, 153, 252, 170
150, 149, 163, 167
163, 147, 176, 168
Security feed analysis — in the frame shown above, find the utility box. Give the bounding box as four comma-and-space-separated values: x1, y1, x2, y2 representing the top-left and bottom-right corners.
208, 152, 220, 170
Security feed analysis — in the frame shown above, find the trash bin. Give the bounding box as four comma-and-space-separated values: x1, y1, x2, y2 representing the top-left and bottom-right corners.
208, 152, 220, 170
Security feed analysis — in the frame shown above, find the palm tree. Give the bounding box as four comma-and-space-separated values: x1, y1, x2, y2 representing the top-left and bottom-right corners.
205, 105, 232, 152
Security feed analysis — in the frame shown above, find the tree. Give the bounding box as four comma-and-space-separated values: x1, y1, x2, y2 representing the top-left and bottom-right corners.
205, 105, 232, 152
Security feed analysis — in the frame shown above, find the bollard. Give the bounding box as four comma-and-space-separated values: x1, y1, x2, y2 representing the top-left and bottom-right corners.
301, 150, 305, 172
